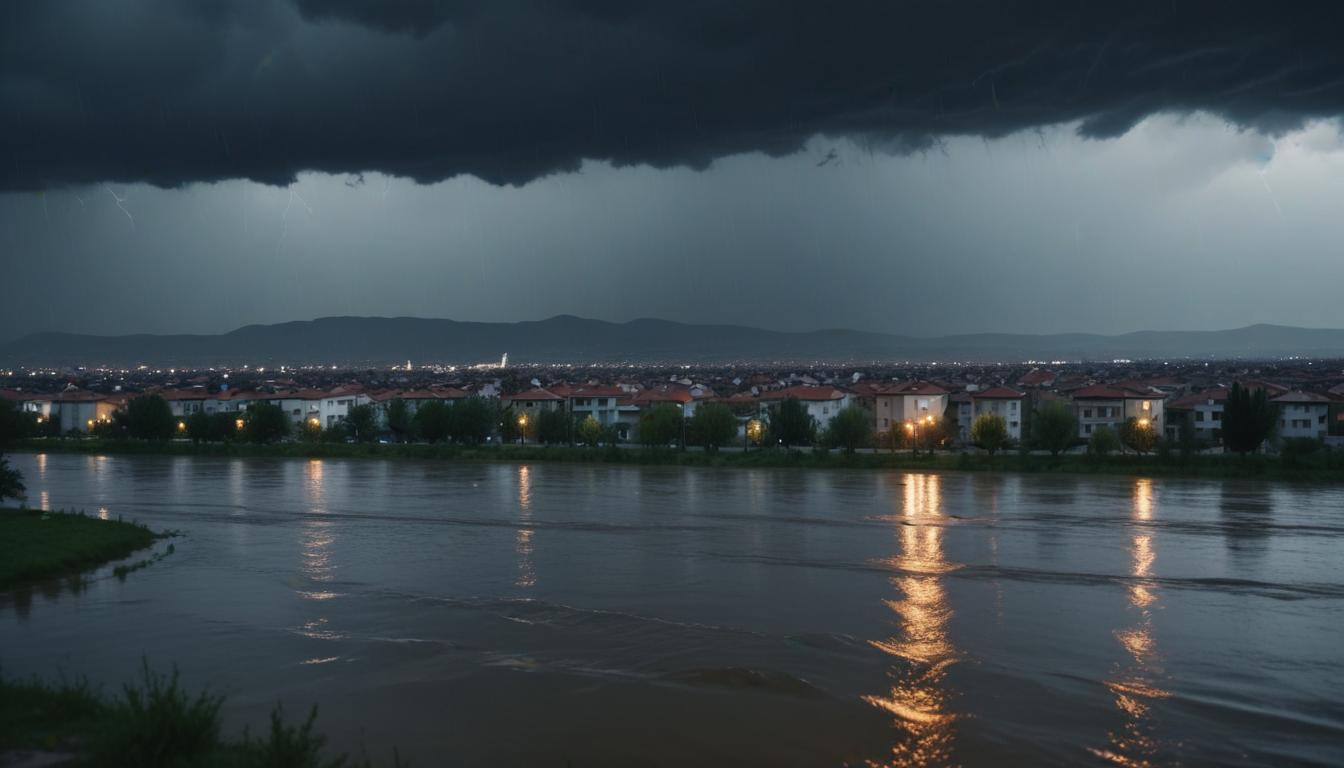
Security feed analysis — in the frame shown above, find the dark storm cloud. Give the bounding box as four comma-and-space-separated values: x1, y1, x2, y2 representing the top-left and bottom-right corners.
4, 1, 1344, 190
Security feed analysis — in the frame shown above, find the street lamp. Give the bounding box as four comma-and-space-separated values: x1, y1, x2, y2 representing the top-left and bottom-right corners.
905, 420, 916, 457
745, 418, 764, 452
517, 413, 528, 445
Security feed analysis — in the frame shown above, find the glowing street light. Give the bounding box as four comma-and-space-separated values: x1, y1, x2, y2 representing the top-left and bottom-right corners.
517, 413, 528, 445
177, 421, 186, 432
235, 418, 245, 431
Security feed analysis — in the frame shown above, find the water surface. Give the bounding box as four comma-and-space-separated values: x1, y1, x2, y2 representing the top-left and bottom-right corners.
3, 453, 1342, 766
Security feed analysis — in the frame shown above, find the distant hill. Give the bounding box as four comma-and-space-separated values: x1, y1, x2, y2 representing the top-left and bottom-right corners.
3, 316, 1344, 367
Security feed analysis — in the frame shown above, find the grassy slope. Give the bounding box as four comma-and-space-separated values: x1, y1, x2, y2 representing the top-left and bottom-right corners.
0, 667, 388, 767
0, 508, 159, 590
13, 437, 1344, 482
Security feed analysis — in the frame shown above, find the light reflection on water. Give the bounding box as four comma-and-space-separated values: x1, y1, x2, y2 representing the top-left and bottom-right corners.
1093, 478, 1172, 768
865, 473, 960, 767
4, 454, 1343, 766
516, 465, 535, 588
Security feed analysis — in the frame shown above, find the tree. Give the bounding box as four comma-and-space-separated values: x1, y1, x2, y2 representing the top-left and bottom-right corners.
122, 394, 175, 441
768, 397, 815, 448
1223, 382, 1276, 454
827, 405, 873, 455
345, 404, 379, 443
0, 453, 24, 505
639, 404, 683, 447
688, 402, 738, 452
414, 401, 453, 443
0, 399, 37, 445
577, 415, 604, 447
536, 409, 569, 445
185, 411, 212, 443
385, 398, 414, 443
451, 397, 495, 445
244, 402, 291, 444
1031, 401, 1077, 456
1177, 411, 1197, 460
970, 412, 1009, 455
1088, 425, 1120, 457
1120, 417, 1157, 455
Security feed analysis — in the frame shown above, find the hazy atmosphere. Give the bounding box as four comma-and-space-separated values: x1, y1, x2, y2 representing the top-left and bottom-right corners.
5, 2, 1344, 340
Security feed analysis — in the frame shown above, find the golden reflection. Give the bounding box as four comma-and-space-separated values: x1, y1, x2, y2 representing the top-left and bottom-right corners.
40, 490, 50, 511
515, 465, 536, 588
864, 473, 960, 767
1092, 478, 1171, 767
97, 507, 110, 521
36, 453, 46, 479
300, 460, 337, 594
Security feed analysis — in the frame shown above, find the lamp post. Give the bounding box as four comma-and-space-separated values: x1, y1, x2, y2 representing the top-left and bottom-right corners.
905, 420, 916, 457
518, 413, 528, 445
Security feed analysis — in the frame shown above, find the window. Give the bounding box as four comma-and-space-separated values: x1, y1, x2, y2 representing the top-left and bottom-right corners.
1195, 411, 1204, 422
1010, 421, 1019, 428
1010, 401, 1017, 411
1083, 409, 1093, 418
882, 418, 888, 427
1085, 424, 1092, 434
1212, 412, 1222, 421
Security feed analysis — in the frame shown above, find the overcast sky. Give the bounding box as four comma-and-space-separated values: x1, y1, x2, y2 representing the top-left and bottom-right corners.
4, 2, 1344, 341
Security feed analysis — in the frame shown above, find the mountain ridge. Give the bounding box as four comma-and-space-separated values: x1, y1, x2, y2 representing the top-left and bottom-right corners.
2, 317, 1343, 367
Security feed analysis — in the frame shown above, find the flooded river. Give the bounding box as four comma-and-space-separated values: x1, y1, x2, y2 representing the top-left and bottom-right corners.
2, 453, 1342, 766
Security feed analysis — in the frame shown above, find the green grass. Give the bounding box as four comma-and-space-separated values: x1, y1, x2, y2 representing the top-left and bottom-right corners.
13, 437, 1344, 482
0, 663, 403, 767
0, 508, 165, 591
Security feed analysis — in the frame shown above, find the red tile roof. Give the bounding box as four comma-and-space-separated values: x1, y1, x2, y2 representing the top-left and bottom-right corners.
759, 385, 847, 402
1271, 391, 1331, 404
502, 388, 563, 403
882, 380, 950, 396
1070, 384, 1155, 400
972, 386, 1026, 399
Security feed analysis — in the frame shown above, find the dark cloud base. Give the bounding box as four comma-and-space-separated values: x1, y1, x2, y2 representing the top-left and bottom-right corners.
4, 1, 1344, 190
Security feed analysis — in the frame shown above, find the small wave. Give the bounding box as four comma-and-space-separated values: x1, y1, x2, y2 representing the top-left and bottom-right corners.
660, 667, 828, 699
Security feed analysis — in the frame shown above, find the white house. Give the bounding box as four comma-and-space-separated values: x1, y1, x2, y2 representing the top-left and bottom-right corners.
872, 381, 950, 435
564, 385, 626, 426
970, 387, 1028, 441
47, 390, 118, 433
1070, 384, 1165, 438
1272, 391, 1330, 440
758, 385, 852, 428
1165, 387, 1227, 443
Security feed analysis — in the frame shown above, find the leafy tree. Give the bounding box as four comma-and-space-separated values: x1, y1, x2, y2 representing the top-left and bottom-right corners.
970, 412, 1009, 455
1031, 401, 1077, 456
827, 405, 873, 455
244, 402, 291, 444
1120, 417, 1157, 455
1223, 382, 1276, 454
1177, 411, 1197, 460
1088, 425, 1120, 457
299, 417, 323, 443
688, 402, 738, 452
639, 404, 684, 447
385, 399, 415, 442
768, 397, 815, 448
536, 409, 569, 445
0, 453, 24, 505
0, 399, 38, 445
577, 415, 604, 447
122, 394, 175, 441
451, 397, 495, 445
414, 401, 453, 443
186, 411, 213, 444
344, 404, 379, 443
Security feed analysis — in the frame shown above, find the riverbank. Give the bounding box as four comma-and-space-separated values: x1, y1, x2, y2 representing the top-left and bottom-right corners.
0, 666, 398, 767
0, 508, 167, 591
12, 437, 1344, 481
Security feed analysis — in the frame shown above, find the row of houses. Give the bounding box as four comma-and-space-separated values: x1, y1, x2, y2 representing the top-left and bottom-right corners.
4, 372, 1340, 446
